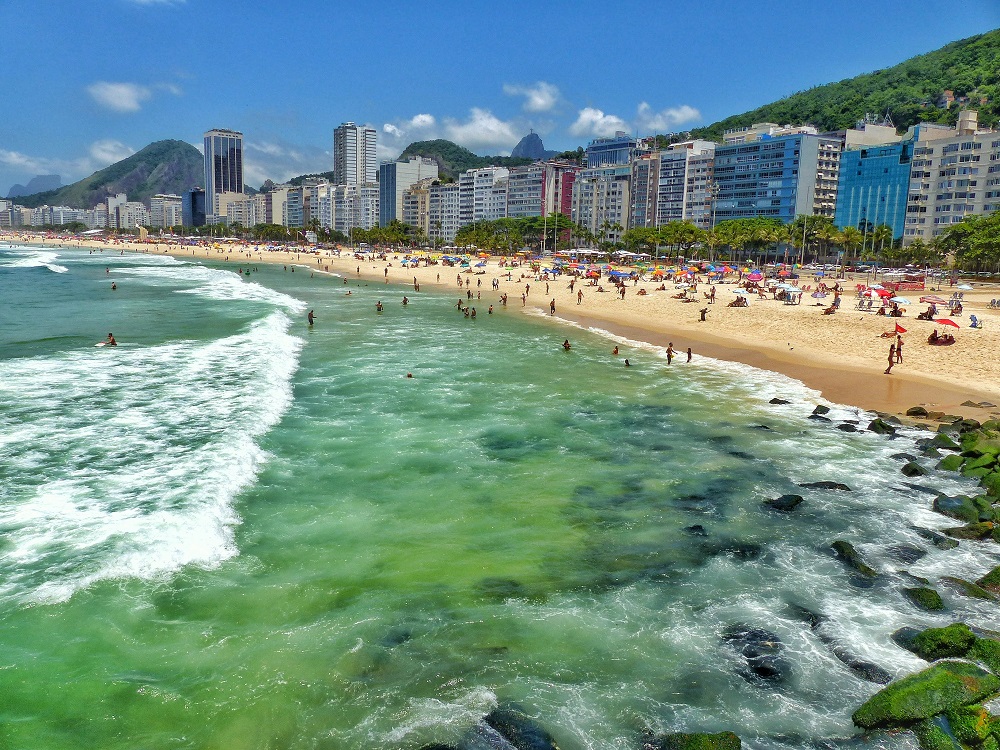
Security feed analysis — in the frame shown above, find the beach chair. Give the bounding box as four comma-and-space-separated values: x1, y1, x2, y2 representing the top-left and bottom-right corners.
970, 315, 983, 329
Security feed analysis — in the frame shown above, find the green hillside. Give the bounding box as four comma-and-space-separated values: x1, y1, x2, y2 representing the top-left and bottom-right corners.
691, 29, 1000, 142
397, 139, 533, 180
16, 140, 204, 209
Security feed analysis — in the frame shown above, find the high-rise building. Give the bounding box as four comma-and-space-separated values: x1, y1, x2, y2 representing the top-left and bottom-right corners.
378, 157, 438, 226
149, 194, 183, 228
585, 132, 640, 168
459, 167, 509, 225
572, 166, 631, 244
203, 129, 244, 218
835, 142, 912, 241
182, 188, 206, 227
333, 122, 377, 186
429, 182, 461, 243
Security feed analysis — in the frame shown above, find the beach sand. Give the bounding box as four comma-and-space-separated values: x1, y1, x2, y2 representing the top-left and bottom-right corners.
9, 232, 1000, 420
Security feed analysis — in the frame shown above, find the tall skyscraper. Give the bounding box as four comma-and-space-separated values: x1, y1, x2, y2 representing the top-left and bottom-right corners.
203, 129, 244, 217
333, 122, 377, 185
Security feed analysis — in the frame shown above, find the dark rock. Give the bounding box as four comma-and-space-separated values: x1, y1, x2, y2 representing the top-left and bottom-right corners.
886, 544, 927, 564
831, 540, 877, 578
786, 604, 891, 683
726, 450, 756, 460
962, 400, 983, 408
683, 524, 708, 536
899, 571, 930, 585
769, 398, 791, 405
421, 745, 460, 750
939, 576, 997, 601
836, 423, 858, 432
812, 405, 831, 415
644, 731, 741, 750
902, 586, 946, 611
868, 418, 897, 435
702, 540, 763, 561
901, 462, 928, 477
892, 626, 922, 652
930, 434, 961, 451
927, 411, 946, 420
749, 424, 771, 430
921, 447, 943, 459
459, 723, 519, 750
809, 414, 832, 422
891, 453, 918, 462
958, 418, 982, 432
901, 482, 942, 495
722, 624, 791, 684
906, 406, 930, 417
800, 481, 852, 491
380, 626, 413, 647
912, 526, 960, 550
787, 603, 824, 629
764, 494, 804, 512
852, 660, 1000, 729
482, 703, 561, 750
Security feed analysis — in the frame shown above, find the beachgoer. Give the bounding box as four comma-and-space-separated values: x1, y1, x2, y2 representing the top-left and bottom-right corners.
624, 359, 630, 367
111, 282, 117, 290
885, 344, 896, 374
376, 301, 383, 312
107, 333, 117, 347
687, 347, 692, 362
549, 298, 556, 315
562, 339, 571, 351
612, 346, 619, 355
402, 296, 408, 306
699, 307, 708, 322
308, 309, 315, 325
577, 290, 584, 305
470, 307, 476, 319
666, 343, 674, 364
488, 305, 493, 314
895, 335, 903, 363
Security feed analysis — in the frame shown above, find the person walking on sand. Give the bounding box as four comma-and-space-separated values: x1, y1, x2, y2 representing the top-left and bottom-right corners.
577, 289, 584, 305
896, 334, 903, 363
884, 343, 896, 374
666, 343, 675, 364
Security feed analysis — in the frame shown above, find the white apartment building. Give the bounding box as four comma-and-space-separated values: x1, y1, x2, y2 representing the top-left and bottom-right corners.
723, 122, 819, 145
379, 157, 439, 226
459, 166, 509, 225
429, 182, 461, 242
333, 122, 377, 186
150, 194, 183, 228
572, 166, 631, 244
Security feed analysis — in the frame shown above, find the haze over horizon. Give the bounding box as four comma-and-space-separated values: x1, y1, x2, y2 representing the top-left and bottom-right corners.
1, 0, 998, 197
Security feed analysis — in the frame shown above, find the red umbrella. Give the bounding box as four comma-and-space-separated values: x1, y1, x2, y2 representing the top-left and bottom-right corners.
935, 318, 960, 328
895, 323, 907, 334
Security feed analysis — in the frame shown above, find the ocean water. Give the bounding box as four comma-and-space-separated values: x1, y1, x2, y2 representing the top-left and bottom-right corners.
1, 243, 998, 750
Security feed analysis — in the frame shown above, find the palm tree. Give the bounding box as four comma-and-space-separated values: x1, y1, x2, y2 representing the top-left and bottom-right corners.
838, 226, 864, 274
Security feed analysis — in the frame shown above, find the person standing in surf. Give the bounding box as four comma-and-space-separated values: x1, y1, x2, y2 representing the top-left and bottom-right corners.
106, 333, 117, 346
308, 310, 315, 326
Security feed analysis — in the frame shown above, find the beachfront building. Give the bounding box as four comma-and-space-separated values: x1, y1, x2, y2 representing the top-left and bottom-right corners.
402, 178, 434, 236
655, 140, 717, 227
203, 129, 244, 221
318, 183, 380, 234
428, 182, 460, 243
149, 194, 183, 228
378, 157, 438, 226
183, 188, 206, 227
226, 194, 264, 227
459, 167, 509, 225
571, 165, 631, 244
0, 199, 18, 228
835, 142, 913, 241
333, 122, 377, 186
902, 110, 999, 244
504, 161, 581, 221
585, 132, 640, 168
630, 153, 660, 228
722, 122, 819, 145
711, 132, 841, 224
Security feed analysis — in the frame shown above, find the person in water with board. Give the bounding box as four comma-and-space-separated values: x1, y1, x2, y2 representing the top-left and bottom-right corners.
106, 333, 117, 346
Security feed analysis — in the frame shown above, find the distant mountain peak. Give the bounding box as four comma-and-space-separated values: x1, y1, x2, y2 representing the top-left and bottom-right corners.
7, 174, 61, 199
511, 132, 557, 160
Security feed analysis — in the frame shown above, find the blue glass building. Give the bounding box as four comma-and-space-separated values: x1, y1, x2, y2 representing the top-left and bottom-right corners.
834, 142, 912, 240
585, 133, 637, 168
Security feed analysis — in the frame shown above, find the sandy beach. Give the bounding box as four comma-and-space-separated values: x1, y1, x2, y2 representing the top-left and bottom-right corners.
9, 231, 1000, 420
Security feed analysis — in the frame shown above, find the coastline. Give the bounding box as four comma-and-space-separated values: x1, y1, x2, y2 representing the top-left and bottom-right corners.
7, 232, 1000, 420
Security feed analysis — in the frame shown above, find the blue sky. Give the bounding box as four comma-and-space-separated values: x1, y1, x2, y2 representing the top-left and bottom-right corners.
1, 0, 998, 197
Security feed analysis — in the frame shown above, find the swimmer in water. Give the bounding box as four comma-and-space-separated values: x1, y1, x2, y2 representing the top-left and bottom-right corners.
308, 309, 315, 325
376, 301, 383, 312
562, 339, 571, 351
107, 333, 117, 347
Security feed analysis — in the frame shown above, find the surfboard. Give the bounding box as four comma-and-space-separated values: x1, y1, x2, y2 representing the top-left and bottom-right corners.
94, 342, 106, 347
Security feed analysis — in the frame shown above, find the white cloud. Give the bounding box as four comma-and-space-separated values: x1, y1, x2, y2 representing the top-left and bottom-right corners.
635, 102, 701, 132
569, 107, 630, 138
87, 82, 151, 113
503, 81, 561, 113
0, 139, 136, 187
444, 108, 519, 152
243, 140, 331, 188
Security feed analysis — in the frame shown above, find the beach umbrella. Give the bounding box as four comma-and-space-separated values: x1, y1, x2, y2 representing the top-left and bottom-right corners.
920, 295, 948, 304
811, 291, 827, 298
889, 297, 910, 304
935, 318, 960, 328
815, 271, 825, 277
957, 284, 973, 290
876, 289, 893, 298
747, 271, 763, 281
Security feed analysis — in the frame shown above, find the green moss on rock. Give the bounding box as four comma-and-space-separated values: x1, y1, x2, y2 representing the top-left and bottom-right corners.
651, 732, 741, 750
913, 716, 964, 750
852, 660, 1000, 729
940, 576, 997, 601
943, 522, 995, 540
911, 624, 977, 660
981, 472, 1000, 497
945, 704, 992, 745
831, 540, 878, 577
904, 587, 946, 611
938, 455, 966, 472
972, 638, 1000, 674
977, 566, 1000, 595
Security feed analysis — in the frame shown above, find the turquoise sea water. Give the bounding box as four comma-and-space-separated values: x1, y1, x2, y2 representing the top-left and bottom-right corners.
1, 244, 998, 749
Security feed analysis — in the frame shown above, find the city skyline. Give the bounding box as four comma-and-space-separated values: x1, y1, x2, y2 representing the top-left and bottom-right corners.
0, 1, 998, 197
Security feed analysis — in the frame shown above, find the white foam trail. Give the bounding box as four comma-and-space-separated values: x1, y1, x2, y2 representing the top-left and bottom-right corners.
0, 249, 68, 273
0, 311, 302, 604
116, 265, 306, 312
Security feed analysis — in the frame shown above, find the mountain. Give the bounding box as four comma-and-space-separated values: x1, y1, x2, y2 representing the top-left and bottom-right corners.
690, 29, 1000, 142
13, 140, 204, 209
7, 175, 61, 199
511, 132, 557, 160
396, 139, 534, 180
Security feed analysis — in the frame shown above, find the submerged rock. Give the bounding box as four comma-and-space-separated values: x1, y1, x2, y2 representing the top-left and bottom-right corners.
939, 576, 997, 601
941, 522, 994, 540
886, 544, 927, 564
482, 704, 561, 750
868, 418, 897, 435
831, 540, 878, 579
786, 604, 891, 683
764, 494, 804, 512
800, 481, 853, 491
813, 405, 831, 415
912, 526, 960, 550
900, 461, 928, 477
459, 723, 519, 750
769, 398, 791, 405
902, 586, 946, 612
836, 423, 858, 432
891, 453, 918, 462
722, 624, 791, 684
852, 660, 1000, 729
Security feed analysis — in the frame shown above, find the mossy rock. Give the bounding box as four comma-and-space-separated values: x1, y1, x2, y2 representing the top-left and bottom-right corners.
831, 540, 878, 578
945, 704, 992, 746
977, 566, 1000, 595
931, 434, 962, 451
974, 439, 1000, 457
483, 704, 561, 750
970, 638, 1000, 673
913, 716, 964, 750
964, 466, 994, 480
939, 576, 997, 601
650, 731, 741, 750
903, 462, 930, 477
852, 660, 1000, 729
933, 495, 980, 524
967, 454, 999, 472
981, 472, 1000, 497
974, 496, 998, 522
908, 406, 930, 417
963, 432, 985, 451
937, 455, 966, 472
943, 522, 994, 540
911, 623, 976, 660
870, 418, 898, 435
959, 419, 983, 432
904, 587, 946, 612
